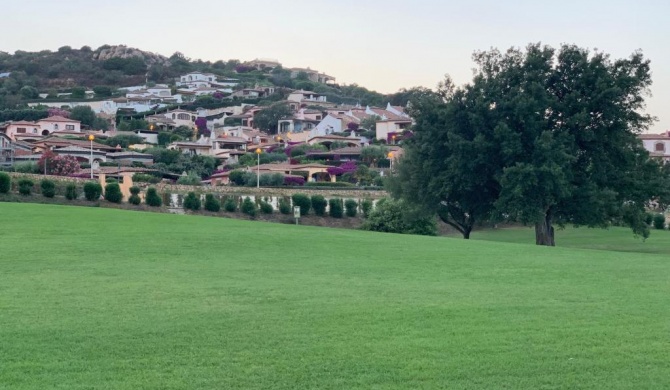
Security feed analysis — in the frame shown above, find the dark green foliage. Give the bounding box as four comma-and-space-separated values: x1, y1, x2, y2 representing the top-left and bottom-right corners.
259, 201, 273, 214
183, 192, 201, 211
83, 182, 102, 201
204, 194, 221, 212
228, 170, 246, 186
65, 183, 77, 200
345, 199, 358, 217
69, 106, 97, 127
145, 187, 162, 207
392, 44, 670, 245
238, 152, 288, 167
250, 102, 293, 133
132, 173, 161, 184
18, 178, 33, 195
645, 213, 654, 226
99, 134, 144, 148
304, 182, 354, 188
310, 195, 327, 216
361, 199, 437, 236
328, 198, 344, 218
223, 197, 237, 212
104, 183, 123, 203
278, 197, 291, 214
241, 197, 257, 217
128, 186, 141, 205
291, 194, 310, 216
177, 172, 202, 186
0, 172, 10, 194
653, 214, 666, 230
361, 199, 373, 218
40, 179, 56, 198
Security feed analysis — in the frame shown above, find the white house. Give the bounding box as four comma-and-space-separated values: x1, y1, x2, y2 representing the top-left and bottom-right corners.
177, 72, 219, 87
37, 116, 81, 135
640, 131, 670, 162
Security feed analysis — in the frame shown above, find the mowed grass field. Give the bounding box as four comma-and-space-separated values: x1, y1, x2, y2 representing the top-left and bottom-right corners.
1, 203, 669, 389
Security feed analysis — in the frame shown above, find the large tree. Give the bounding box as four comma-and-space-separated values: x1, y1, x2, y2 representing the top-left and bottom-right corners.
393, 44, 670, 245
253, 102, 293, 133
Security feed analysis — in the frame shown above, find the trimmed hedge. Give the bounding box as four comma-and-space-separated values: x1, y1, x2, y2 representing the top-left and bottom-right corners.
204, 194, 221, 212
183, 192, 201, 211
328, 198, 344, 218
40, 179, 56, 198
291, 193, 310, 216
18, 179, 34, 195
345, 199, 358, 217
145, 187, 162, 207
653, 214, 666, 230
259, 200, 273, 214
128, 186, 141, 205
0, 172, 10, 194
65, 183, 78, 200
104, 183, 123, 203
361, 199, 373, 218
223, 196, 237, 212
83, 182, 102, 201
278, 197, 291, 214
310, 195, 327, 216
241, 197, 257, 217
305, 182, 354, 188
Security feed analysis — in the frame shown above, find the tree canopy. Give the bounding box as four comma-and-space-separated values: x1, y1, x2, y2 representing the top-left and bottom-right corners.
392, 43, 670, 245
253, 102, 293, 133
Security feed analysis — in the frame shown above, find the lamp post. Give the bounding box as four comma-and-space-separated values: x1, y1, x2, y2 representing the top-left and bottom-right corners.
88, 134, 95, 179
387, 152, 394, 175
391, 134, 396, 145
255, 148, 262, 188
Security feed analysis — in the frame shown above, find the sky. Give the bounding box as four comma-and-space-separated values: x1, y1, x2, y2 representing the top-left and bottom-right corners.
1, 0, 669, 132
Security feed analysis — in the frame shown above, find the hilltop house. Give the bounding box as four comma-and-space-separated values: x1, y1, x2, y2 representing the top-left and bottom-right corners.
289, 67, 336, 84
640, 131, 670, 162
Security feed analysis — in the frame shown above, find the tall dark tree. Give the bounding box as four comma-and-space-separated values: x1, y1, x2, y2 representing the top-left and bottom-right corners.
393, 44, 670, 245
253, 102, 293, 133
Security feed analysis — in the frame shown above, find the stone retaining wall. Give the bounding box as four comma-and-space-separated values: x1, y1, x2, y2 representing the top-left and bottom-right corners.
155, 183, 388, 199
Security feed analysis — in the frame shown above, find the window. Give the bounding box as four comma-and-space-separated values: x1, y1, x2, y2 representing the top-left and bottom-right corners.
66, 125, 75, 130
54, 124, 59, 130
177, 113, 190, 120
16, 128, 26, 134
316, 116, 321, 120
655, 142, 665, 152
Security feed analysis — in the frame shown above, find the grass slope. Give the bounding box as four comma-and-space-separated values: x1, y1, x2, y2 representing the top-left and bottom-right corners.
1, 203, 669, 389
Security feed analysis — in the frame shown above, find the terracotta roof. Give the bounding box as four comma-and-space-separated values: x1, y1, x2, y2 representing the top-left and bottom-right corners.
107, 151, 153, 157
215, 136, 247, 143
639, 132, 670, 139
53, 146, 106, 154
38, 116, 79, 123
9, 120, 39, 126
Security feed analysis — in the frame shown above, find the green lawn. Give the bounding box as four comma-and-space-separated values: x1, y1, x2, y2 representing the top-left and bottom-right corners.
1, 203, 669, 389
460, 225, 670, 255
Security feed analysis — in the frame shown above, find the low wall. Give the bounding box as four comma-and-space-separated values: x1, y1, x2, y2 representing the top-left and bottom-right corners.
155, 183, 387, 199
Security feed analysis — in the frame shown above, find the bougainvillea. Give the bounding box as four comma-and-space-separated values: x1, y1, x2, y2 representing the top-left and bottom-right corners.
51, 155, 80, 176
284, 176, 305, 186
48, 107, 70, 118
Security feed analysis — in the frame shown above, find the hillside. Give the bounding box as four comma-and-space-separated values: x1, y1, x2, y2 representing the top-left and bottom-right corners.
2, 203, 669, 389
0, 44, 403, 110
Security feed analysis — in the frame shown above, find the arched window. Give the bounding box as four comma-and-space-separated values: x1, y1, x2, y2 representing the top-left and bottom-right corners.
54, 124, 59, 130
655, 142, 665, 152
42, 130, 50, 136
177, 113, 190, 120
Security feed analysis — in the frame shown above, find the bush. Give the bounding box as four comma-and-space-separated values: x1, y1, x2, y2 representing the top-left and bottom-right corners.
653, 213, 666, 230
145, 187, 162, 207
204, 194, 221, 212
311, 195, 327, 216
128, 186, 141, 205
361, 199, 437, 236
328, 198, 344, 218
305, 182, 355, 188
132, 173, 161, 184
223, 196, 237, 212
278, 197, 292, 214
104, 183, 123, 203
291, 193, 310, 216
361, 199, 373, 218
241, 197, 257, 217
259, 200, 273, 214
183, 192, 201, 211
229, 170, 246, 186
177, 172, 202, 186
40, 179, 56, 198
0, 172, 10, 194
83, 182, 102, 201
345, 199, 358, 217
645, 212, 654, 226
65, 183, 78, 200
18, 178, 33, 195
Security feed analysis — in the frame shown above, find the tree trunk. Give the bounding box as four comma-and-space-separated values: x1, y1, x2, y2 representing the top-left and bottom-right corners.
463, 227, 471, 239
534, 210, 555, 246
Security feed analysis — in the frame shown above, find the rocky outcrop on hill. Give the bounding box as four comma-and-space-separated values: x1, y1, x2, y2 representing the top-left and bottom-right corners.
93, 45, 168, 66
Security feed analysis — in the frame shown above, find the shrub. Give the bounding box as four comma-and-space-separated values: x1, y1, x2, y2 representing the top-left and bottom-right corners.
229, 170, 246, 186
132, 173, 161, 184
18, 178, 34, 195
653, 214, 666, 230
291, 193, 310, 216
361, 199, 373, 218
305, 182, 354, 188
145, 187, 162, 207
204, 194, 221, 212
284, 176, 305, 186
104, 183, 123, 203
40, 179, 56, 198
241, 197, 257, 217
83, 182, 102, 201
223, 196, 237, 212
177, 172, 202, 186
183, 192, 201, 211
65, 183, 78, 200
328, 198, 344, 218
311, 195, 327, 216
14, 162, 38, 174
361, 199, 437, 236
259, 200, 273, 214
645, 212, 654, 226
345, 199, 358, 217
128, 186, 141, 205
0, 172, 10, 194
278, 197, 291, 214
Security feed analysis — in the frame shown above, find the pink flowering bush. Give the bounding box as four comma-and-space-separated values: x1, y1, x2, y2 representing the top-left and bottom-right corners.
48, 107, 70, 118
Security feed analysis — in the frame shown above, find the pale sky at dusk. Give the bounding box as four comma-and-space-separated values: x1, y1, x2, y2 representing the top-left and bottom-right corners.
1, 0, 669, 132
